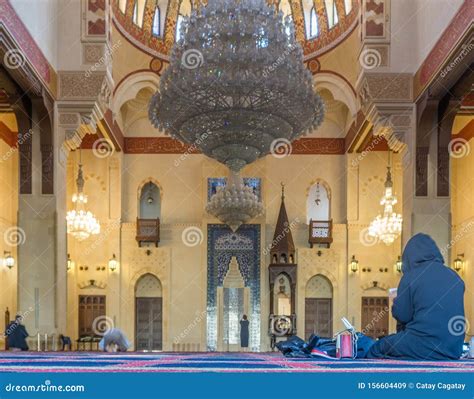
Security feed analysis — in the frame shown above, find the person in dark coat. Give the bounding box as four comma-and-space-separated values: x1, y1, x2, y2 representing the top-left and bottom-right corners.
5, 314, 29, 351
367, 233, 465, 360
240, 315, 249, 349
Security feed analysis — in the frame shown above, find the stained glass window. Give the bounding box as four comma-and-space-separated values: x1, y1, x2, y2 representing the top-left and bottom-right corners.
309, 7, 319, 38
152, 6, 161, 37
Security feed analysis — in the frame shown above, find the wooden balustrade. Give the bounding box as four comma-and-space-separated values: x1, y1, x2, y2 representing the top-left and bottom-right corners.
136, 218, 160, 247
308, 219, 333, 248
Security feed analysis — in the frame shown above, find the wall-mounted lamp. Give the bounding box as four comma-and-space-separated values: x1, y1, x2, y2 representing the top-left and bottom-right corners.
453, 254, 464, 272
350, 255, 359, 272
108, 254, 118, 272
395, 256, 402, 273
67, 254, 74, 271
3, 251, 14, 269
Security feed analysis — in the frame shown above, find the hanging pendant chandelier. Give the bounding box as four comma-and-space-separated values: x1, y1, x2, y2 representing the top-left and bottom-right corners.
368, 166, 402, 245
66, 164, 100, 241
206, 171, 264, 231
148, 0, 324, 172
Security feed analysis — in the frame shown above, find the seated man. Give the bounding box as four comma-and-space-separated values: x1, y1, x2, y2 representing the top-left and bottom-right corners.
5, 314, 29, 351
99, 328, 130, 352
367, 233, 465, 360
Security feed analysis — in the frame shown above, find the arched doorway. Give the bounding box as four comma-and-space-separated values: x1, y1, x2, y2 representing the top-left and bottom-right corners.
304, 275, 333, 339
135, 274, 163, 351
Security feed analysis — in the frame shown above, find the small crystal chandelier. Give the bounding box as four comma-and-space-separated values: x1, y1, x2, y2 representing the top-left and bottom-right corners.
206, 171, 264, 231
149, 0, 324, 172
368, 162, 402, 245
66, 163, 100, 241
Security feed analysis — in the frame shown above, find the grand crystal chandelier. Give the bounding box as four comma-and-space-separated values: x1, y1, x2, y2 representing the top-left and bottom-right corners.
206, 171, 264, 231
66, 164, 100, 241
368, 166, 402, 245
148, 0, 325, 172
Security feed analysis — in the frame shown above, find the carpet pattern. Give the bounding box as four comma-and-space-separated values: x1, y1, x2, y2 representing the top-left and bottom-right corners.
0, 352, 473, 373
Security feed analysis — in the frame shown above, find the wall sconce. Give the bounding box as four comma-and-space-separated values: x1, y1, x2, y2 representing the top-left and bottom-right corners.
67, 254, 74, 271
3, 251, 14, 269
108, 254, 118, 272
395, 256, 402, 273
350, 255, 359, 272
453, 254, 464, 272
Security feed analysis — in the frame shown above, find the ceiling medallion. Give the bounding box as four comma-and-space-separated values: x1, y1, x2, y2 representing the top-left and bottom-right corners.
148, 0, 325, 172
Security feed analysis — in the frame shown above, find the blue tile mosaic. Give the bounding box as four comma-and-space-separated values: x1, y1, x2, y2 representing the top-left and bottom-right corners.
207, 224, 261, 352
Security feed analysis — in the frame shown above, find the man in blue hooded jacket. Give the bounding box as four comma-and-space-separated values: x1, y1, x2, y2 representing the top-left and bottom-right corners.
367, 233, 465, 360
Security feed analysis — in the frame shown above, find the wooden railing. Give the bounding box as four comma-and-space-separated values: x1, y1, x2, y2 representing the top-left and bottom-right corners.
308, 219, 333, 248
136, 218, 160, 247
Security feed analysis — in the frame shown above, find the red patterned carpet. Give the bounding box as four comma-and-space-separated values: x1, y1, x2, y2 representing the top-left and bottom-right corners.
0, 352, 473, 373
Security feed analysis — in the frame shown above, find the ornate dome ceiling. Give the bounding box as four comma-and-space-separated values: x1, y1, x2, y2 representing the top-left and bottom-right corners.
112, 0, 359, 61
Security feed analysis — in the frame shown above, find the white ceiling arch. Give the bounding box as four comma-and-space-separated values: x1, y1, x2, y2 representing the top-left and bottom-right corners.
314, 72, 358, 118
112, 71, 160, 116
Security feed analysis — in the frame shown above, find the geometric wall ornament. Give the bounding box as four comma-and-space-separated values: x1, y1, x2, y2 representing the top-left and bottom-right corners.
207, 224, 260, 351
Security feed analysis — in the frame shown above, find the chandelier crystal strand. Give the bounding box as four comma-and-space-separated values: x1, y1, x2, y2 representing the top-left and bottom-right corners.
66, 164, 101, 241
368, 166, 403, 245
148, 0, 325, 172
206, 171, 264, 231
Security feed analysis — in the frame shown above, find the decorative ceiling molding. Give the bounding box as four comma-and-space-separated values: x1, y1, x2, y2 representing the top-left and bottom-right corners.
356, 72, 414, 153
0, 0, 54, 93
111, 0, 359, 61
415, 1, 474, 99
122, 136, 347, 155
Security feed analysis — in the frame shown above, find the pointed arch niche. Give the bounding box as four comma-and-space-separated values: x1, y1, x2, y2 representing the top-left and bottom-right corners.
307, 180, 333, 248
136, 178, 163, 246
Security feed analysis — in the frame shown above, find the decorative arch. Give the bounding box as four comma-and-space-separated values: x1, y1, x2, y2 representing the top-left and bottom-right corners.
135, 273, 162, 296
137, 177, 164, 203
305, 274, 333, 298
313, 72, 358, 117
306, 179, 331, 224
131, 267, 164, 287
112, 72, 161, 115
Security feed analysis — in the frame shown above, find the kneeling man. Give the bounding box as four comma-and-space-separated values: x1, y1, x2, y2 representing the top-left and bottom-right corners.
99, 328, 130, 352
367, 233, 465, 360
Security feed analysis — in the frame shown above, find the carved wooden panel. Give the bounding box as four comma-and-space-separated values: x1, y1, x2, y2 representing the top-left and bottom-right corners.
361, 297, 389, 339
415, 146, 429, 197
304, 298, 332, 339
135, 297, 163, 351
78, 295, 106, 337
41, 144, 54, 194
19, 131, 32, 194
437, 146, 450, 197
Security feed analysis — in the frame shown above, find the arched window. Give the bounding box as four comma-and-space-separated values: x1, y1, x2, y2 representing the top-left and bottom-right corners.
139, 182, 161, 219
118, 0, 127, 13
152, 6, 161, 37
132, 1, 139, 25
309, 7, 319, 38
344, 0, 352, 14
176, 0, 192, 41
307, 181, 330, 223
325, 0, 338, 28
132, 0, 146, 27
